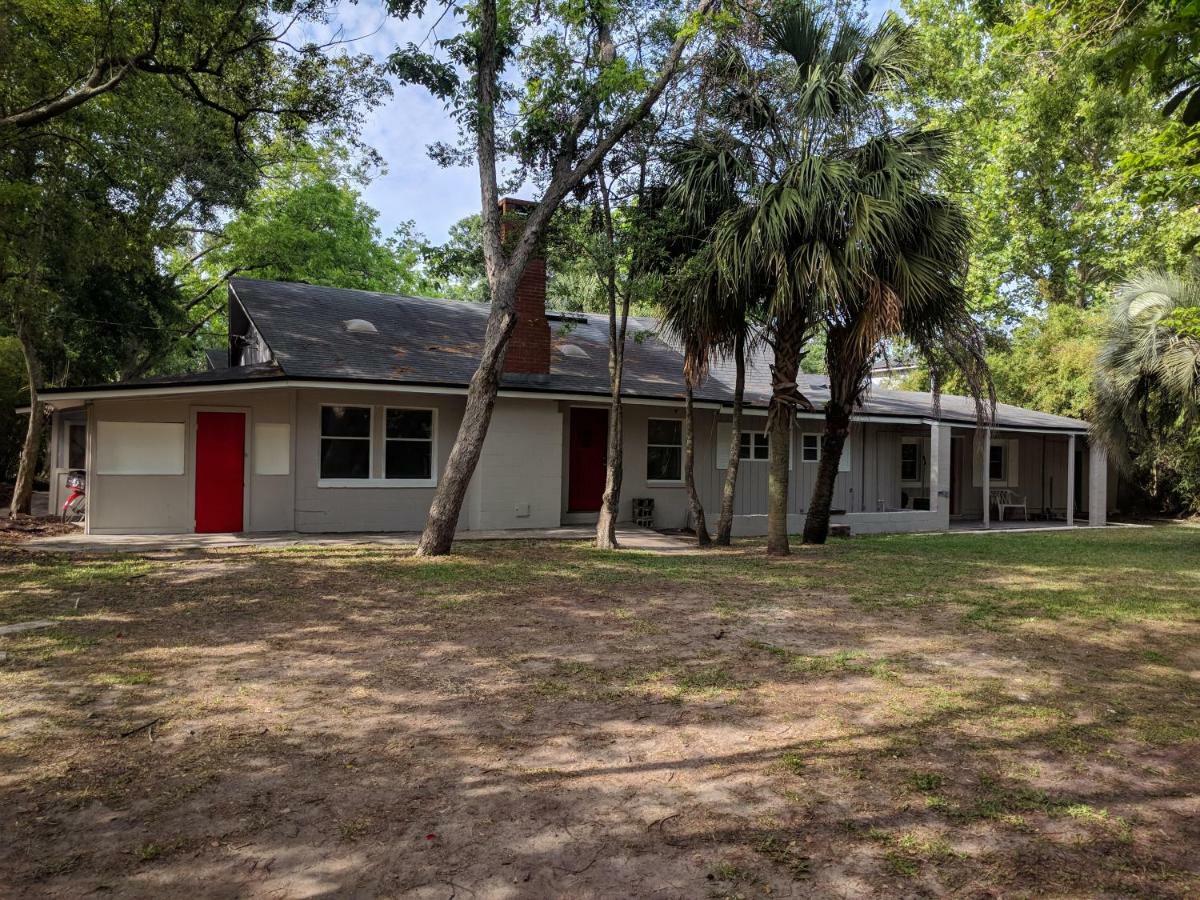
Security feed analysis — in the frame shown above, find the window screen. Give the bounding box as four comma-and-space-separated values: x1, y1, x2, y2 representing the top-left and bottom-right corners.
989, 444, 1005, 481
67, 423, 86, 470
385, 409, 433, 480
646, 419, 682, 481
900, 442, 920, 481
801, 433, 821, 463
320, 406, 370, 479
740, 432, 769, 461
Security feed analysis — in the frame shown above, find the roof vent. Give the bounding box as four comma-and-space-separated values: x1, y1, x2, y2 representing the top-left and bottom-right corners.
343, 318, 378, 334
560, 343, 589, 359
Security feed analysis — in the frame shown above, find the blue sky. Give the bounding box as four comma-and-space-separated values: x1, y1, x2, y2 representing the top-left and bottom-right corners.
306, 1, 899, 244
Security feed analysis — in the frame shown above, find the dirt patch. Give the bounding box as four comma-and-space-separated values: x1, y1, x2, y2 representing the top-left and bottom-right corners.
0, 516, 79, 544
0, 531, 1197, 897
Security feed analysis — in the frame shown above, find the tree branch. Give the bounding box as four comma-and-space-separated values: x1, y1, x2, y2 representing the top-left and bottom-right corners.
475, 0, 504, 283
1, 59, 135, 129
504, 0, 720, 282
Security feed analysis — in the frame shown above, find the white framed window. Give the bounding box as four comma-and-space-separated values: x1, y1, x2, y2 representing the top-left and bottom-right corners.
384, 407, 436, 485
716, 420, 798, 469
318, 405, 438, 487
319, 405, 371, 481
740, 431, 770, 461
989, 443, 1006, 482
975, 439, 1018, 488
900, 437, 923, 484
646, 418, 683, 482
800, 433, 821, 463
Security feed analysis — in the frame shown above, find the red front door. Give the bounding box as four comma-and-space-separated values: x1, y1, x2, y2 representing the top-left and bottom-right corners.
568, 408, 608, 512
195, 411, 245, 533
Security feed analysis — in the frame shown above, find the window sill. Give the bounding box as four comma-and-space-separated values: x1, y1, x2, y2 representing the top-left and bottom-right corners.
646, 479, 685, 487
318, 478, 437, 489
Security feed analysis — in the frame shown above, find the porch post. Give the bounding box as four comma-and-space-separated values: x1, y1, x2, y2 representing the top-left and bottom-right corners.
929, 421, 951, 530
1066, 433, 1076, 527
47, 409, 61, 514
1088, 440, 1108, 526
84, 401, 95, 536
981, 427, 990, 529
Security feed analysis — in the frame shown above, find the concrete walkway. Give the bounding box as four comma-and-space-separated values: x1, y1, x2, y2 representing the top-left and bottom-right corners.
946, 519, 1140, 534
23, 524, 701, 555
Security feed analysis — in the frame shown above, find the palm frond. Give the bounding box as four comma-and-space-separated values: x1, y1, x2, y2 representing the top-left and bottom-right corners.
1093, 270, 1200, 467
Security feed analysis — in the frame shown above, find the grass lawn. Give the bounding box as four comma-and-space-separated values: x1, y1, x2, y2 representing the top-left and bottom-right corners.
1, 525, 1197, 897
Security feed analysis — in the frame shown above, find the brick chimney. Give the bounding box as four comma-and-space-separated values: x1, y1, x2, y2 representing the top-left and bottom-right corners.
499, 198, 550, 376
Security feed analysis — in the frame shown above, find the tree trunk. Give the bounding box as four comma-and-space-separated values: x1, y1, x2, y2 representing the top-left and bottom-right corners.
413, 0, 716, 556
596, 396, 624, 549
802, 407, 850, 544
416, 303, 517, 555
10, 322, 44, 518
766, 408, 791, 555
595, 165, 631, 551
684, 383, 711, 546
715, 331, 745, 546
766, 314, 807, 556
596, 299, 627, 550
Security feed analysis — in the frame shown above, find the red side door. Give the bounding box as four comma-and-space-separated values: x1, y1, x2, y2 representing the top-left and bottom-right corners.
195, 411, 245, 533
568, 407, 609, 512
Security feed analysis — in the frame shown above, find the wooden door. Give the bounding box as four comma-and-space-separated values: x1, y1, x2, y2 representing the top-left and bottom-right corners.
195, 411, 245, 533
568, 408, 608, 512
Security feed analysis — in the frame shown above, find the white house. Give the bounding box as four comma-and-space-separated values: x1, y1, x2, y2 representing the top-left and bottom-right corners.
40, 215, 1111, 537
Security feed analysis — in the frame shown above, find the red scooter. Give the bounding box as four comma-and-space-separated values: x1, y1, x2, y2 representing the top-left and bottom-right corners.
62, 471, 86, 525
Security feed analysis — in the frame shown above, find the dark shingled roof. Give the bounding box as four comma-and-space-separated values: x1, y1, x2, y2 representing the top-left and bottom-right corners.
47, 277, 1088, 432
40, 361, 286, 393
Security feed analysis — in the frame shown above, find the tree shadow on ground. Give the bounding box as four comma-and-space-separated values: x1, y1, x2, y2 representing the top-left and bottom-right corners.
0, 530, 1197, 897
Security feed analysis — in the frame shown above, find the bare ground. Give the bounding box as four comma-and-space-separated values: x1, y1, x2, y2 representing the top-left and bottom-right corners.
0, 527, 1197, 898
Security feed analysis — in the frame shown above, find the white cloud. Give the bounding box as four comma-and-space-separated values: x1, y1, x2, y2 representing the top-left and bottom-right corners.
296, 1, 480, 243
296, 0, 903, 244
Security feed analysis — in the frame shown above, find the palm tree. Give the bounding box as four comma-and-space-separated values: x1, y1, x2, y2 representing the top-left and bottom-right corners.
674, 5, 922, 554
801, 134, 993, 544
1093, 269, 1200, 468
659, 274, 717, 546
713, 311, 757, 545
663, 136, 760, 546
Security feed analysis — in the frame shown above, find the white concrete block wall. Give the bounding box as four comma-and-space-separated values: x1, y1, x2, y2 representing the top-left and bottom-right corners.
559, 402, 717, 530
293, 389, 465, 533
467, 397, 563, 530
85, 389, 295, 534
72, 385, 1101, 537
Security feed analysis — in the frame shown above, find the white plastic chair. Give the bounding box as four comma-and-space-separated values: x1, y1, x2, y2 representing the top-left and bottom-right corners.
990, 488, 1028, 522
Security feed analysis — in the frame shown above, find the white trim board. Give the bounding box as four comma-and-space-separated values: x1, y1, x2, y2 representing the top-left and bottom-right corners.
39, 379, 1089, 436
